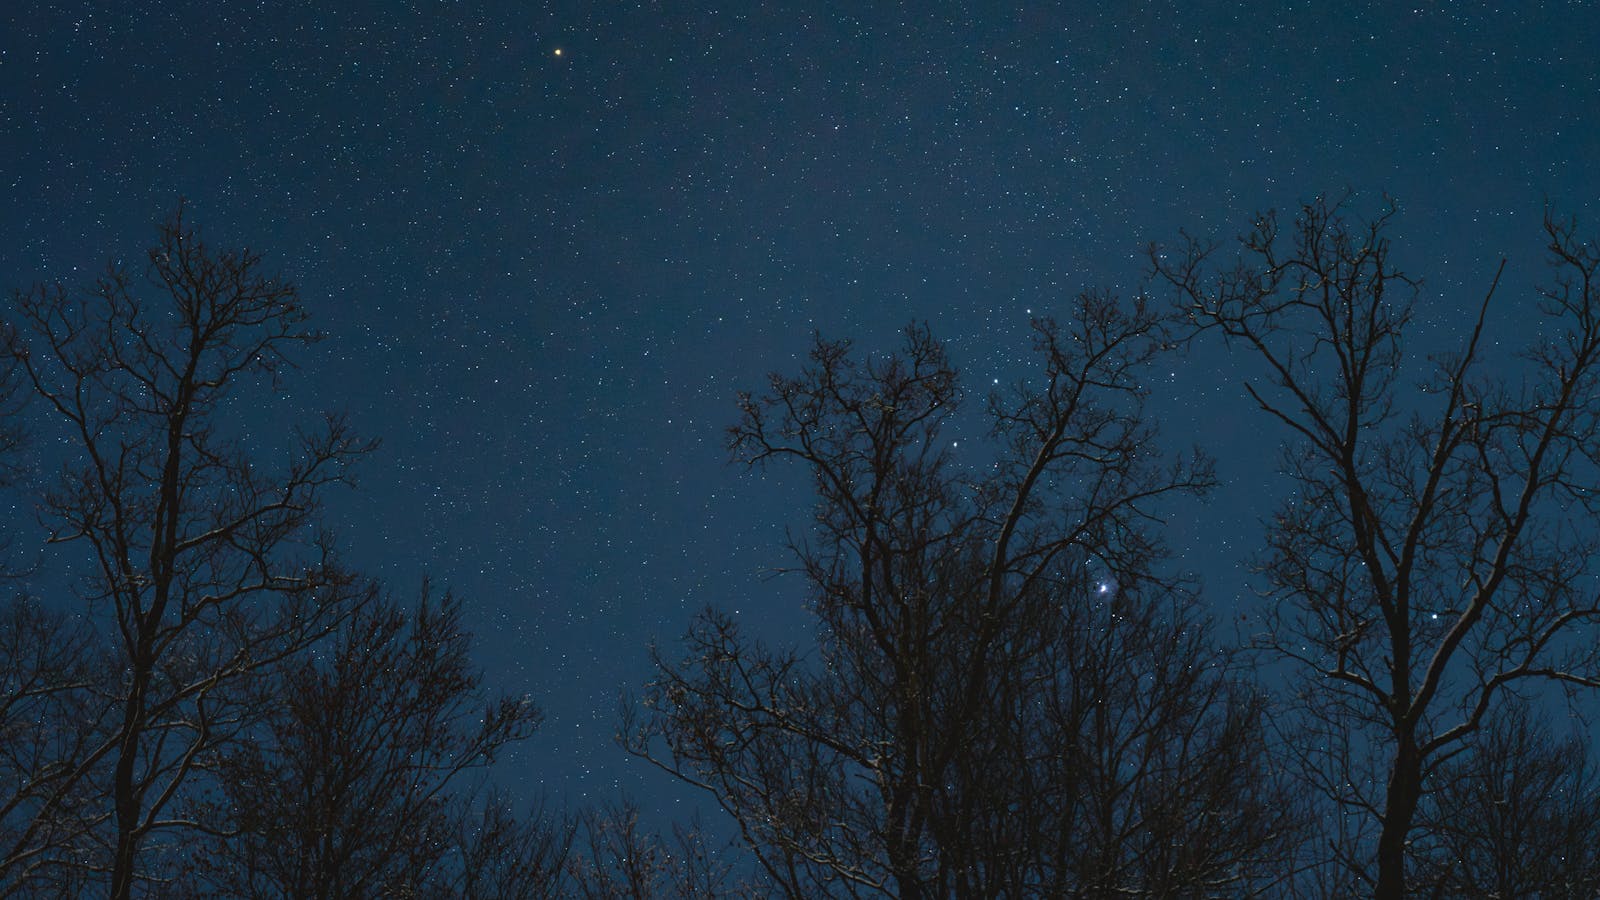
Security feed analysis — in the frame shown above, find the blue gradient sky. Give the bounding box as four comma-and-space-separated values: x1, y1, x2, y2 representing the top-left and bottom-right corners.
4, 1, 1597, 821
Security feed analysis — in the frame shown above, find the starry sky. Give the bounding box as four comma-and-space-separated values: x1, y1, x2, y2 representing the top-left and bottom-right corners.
4, 1, 1599, 823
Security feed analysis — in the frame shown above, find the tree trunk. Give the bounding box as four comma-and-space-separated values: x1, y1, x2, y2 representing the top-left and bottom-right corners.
109, 668, 149, 900
886, 790, 925, 900
1374, 733, 1422, 900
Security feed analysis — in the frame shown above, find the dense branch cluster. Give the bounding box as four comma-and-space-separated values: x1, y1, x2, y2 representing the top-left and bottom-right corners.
624, 304, 1297, 896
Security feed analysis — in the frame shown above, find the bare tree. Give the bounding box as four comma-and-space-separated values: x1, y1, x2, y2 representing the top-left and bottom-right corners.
566, 800, 738, 899
0, 595, 111, 895
0, 319, 105, 896
2, 206, 376, 897
984, 574, 1299, 897
179, 582, 547, 898
1411, 701, 1600, 898
625, 305, 1297, 896
449, 792, 574, 900
1152, 196, 1600, 897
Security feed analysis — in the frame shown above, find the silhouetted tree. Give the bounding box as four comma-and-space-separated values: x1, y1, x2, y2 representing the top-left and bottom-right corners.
566, 800, 737, 899
1153, 197, 1600, 897
180, 583, 547, 898
625, 304, 1299, 896
0, 323, 107, 896
0, 595, 110, 895
2, 206, 376, 897
449, 792, 573, 900
1411, 701, 1600, 898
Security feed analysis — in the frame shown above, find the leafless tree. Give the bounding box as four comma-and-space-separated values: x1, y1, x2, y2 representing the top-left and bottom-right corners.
624, 305, 1298, 896
566, 799, 739, 899
449, 792, 574, 900
1, 206, 376, 897
178, 582, 547, 898
1410, 701, 1600, 898
0, 323, 104, 896
1152, 196, 1600, 897
0, 595, 111, 895
984, 573, 1299, 897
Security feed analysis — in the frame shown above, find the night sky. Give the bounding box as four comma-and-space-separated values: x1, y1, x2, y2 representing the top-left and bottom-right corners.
5, 1, 1599, 826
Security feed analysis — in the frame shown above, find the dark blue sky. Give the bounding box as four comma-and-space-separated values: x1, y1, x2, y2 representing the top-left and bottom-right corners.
4, 1, 1598, 819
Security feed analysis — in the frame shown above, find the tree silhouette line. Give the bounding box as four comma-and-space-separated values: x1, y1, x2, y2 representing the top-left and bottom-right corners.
3, 198, 1599, 897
